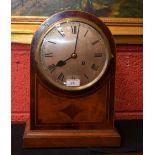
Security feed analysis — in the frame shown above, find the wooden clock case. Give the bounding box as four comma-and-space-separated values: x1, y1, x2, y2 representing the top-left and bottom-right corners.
23, 11, 121, 148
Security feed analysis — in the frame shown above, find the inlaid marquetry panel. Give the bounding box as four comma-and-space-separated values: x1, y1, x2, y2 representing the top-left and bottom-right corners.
34, 76, 111, 129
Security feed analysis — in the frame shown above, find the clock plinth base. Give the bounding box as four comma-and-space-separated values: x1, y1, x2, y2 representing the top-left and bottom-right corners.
23, 121, 120, 148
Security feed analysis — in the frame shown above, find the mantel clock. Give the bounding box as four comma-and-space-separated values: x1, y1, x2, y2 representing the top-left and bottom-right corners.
23, 10, 120, 148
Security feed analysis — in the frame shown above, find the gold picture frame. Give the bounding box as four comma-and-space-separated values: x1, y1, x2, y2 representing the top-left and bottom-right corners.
11, 0, 143, 44
11, 16, 143, 45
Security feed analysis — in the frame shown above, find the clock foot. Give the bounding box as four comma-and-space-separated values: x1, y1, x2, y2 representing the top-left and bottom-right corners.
23, 120, 121, 148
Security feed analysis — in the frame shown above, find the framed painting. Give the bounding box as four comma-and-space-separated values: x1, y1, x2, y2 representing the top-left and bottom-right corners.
11, 0, 143, 44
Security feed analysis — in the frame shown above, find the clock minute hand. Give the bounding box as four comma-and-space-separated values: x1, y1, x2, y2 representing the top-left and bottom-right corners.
73, 23, 80, 54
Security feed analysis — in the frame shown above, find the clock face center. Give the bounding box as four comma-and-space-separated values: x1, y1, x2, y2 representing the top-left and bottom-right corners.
71, 53, 77, 59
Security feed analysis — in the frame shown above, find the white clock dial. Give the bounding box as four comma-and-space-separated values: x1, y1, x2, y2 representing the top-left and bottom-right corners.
36, 19, 111, 91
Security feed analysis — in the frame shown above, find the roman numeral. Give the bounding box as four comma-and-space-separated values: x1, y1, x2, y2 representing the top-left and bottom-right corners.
44, 52, 53, 57
48, 64, 55, 72
56, 25, 65, 37
71, 75, 76, 79
81, 61, 86, 65
48, 41, 56, 44
84, 74, 89, 80
91, 64, 99, 71
84, 30, 89, 37
94, 53, 103, 57
71, 26, 77, 34
92, 40, 99, 45
58, 72, 64, 81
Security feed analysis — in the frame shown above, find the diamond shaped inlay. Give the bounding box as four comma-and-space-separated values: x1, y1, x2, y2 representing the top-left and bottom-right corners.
61, 104, 81, 119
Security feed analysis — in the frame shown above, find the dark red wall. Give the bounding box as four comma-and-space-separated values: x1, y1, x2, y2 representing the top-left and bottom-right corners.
11, 43, 143, 122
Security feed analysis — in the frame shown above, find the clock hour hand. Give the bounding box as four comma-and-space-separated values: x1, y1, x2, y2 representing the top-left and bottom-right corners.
48, 60, 66, 73
56, 56, 72, 67
53, 52, 77, 69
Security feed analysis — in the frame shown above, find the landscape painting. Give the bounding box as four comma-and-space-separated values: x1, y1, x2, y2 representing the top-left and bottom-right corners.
11, 0, 143, 18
